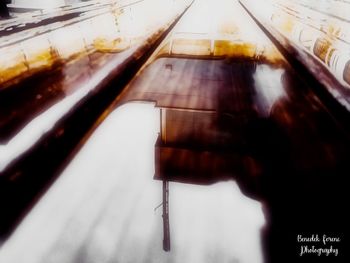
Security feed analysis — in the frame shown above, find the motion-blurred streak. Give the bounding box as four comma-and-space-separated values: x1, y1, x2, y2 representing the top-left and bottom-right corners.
240, 0, 350, 110
0, 0, 191, 87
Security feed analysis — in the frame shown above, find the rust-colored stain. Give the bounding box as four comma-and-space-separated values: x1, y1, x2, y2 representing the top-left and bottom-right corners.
313, 37, 332, 63
93, 37, 130, 53
26, 49, 55, 70
0, 49, 28, 85
214, 40, 256, 58
0, 64, 28, 85
171, 38, 212, 56
156, 38, 283, 64
0, 47, 84, 88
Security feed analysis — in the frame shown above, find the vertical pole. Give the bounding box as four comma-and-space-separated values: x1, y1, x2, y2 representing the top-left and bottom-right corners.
162, 180, 170, 251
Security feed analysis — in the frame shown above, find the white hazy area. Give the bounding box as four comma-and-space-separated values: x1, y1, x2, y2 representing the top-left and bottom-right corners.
0, 103, 265, 263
